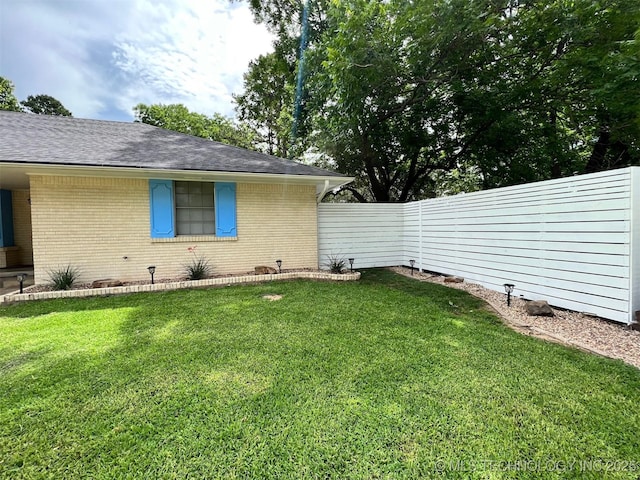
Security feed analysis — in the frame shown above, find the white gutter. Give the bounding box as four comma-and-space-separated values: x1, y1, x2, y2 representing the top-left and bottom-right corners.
1, 162, 353, 191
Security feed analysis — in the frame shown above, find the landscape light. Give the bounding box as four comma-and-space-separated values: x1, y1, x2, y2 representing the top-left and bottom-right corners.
409, 259, 415, 276
348, 258, 354, 272
148, 266, 156, 284
276, 259, 282, 274
16, 273, 26, 294
504, 283, 515, 306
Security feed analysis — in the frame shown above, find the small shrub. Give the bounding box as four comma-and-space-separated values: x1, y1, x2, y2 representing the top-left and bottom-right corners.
185, 256, 212, 280
185, 246, 212, 280
48, 265, 79, 290
325, 254, 346, 274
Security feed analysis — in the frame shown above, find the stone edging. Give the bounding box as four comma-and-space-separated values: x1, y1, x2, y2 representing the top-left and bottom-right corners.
1, 271, 361, 303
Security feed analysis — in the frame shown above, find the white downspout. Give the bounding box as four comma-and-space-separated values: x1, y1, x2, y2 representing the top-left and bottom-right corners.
317, 180, 331, 204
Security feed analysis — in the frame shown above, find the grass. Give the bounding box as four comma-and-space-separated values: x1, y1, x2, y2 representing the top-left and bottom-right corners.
1, 269, 639, 479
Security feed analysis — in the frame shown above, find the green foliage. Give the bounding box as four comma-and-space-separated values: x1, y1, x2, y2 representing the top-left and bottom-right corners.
1, 270, 640, 477
236, 0, 331, 160
234, 51, 297, 158
247, 0, 330, 45
47, 265, 79, 290
1, 77, 73, 117
324, 254, 346, 273
133, 103, 258, 150
0, 76, 22, 112
21, 94, 72, 116
184, 256, 212, 280
246, 0, 640, 201
184, 246, 212, 280
430, 162, 483, 197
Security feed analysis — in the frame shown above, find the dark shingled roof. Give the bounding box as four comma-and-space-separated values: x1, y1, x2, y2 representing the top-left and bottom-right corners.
0, 111, 345, 178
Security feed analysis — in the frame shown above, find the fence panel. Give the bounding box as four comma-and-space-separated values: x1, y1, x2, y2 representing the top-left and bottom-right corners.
414, 169, 632, 322
318, 168, 637, 323
317, 203, 404, 269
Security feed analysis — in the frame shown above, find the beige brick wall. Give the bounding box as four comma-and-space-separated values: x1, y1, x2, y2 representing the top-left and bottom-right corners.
29, 175, 318, 284
11, 189, 33, 266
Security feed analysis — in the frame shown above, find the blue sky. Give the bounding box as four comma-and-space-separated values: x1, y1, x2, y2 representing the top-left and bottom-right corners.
0, 0, 274, 121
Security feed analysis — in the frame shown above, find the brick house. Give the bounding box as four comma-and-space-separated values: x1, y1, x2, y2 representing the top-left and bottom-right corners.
0, 111, 351, 284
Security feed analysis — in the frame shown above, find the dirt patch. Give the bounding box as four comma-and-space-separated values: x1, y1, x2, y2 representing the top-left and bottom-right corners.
262, 294, 283, 301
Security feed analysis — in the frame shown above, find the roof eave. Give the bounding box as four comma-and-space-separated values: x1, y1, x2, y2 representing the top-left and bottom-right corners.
0, 162, 353, 192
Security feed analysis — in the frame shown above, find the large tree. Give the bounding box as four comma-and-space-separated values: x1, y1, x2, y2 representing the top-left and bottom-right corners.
238, 0, 331, 158
556, 1, 640, 174
234, 51, 295, 158
133, 103, 258, 150
306, 0, 524, 200
246, 0, 640, 201
21, 94, 72, 116
311, 0, 640, 200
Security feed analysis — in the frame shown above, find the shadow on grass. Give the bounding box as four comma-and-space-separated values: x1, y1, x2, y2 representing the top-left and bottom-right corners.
2, 268, 483, 319
2, 269, 640, 478
358, 268, 498, 321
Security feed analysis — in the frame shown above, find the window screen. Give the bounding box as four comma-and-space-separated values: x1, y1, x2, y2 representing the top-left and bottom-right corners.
175, 181, 215, 235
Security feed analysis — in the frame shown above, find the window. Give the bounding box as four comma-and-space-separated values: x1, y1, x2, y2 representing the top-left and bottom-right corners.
175, 181, 215, 235
149, 180, 236, 239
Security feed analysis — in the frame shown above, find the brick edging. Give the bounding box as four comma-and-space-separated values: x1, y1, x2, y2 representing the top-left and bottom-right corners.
1, 271, 361, 303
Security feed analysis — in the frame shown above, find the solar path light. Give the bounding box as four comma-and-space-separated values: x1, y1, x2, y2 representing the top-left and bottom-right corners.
16, 273, 27, 294
504, 283, 515, 306
148, 266, 156, 284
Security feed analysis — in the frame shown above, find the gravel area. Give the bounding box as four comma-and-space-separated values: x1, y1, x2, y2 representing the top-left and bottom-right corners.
390, 266, 640, 369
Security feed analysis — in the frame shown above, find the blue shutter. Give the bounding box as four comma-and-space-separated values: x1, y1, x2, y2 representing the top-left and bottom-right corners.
0, 190, 14, 247
215, 182, 237, 237
149, 180, 175, 238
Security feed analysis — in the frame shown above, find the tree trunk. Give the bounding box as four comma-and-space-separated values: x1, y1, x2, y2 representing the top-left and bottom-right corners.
549, 110, 562, 179
585, 126, 610, 173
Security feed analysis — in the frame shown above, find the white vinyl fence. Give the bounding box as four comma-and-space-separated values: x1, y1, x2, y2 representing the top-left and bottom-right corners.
317, 203, 404, 269
318, 167, 640, 324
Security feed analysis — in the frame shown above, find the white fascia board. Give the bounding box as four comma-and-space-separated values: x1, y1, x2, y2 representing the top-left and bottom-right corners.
11, 163, 352, 191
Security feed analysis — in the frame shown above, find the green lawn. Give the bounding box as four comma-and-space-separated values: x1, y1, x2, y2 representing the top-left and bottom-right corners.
1, 269, 639, 479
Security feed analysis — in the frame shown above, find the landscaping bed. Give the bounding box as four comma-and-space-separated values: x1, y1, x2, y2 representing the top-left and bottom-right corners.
2, 270, 360, 303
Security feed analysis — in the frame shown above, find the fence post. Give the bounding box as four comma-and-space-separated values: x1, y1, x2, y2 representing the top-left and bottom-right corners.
418, 200, 423, 273
630, 167, 640, 325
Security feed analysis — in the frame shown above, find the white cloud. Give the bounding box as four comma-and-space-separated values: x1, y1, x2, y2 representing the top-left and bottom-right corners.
0, 0, 274, 120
